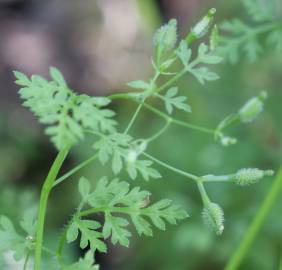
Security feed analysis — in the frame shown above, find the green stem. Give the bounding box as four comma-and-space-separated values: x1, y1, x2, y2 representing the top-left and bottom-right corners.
23, 252, 30, 270
79, 205, 176, 218
155, 69, 187, 94
42, 246, 55, 256
56, 201, 85, 265
197, 181, 210, 206
124, 101, 144, 134
225, 167, 282, 270
143, 152, 198, 181
53, 154, 98, 187
146, 120, 171, 142
143, 103, 215, 134
201, 174, 236, 183
34, 148, 69, 270
108, 93, 216, 136
56, 227, 68, 266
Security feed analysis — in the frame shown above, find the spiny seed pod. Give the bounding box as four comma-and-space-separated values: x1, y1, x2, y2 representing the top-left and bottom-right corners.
202, 202, 224, 235
239, 91, 267, 123
191, 8, 216, 39
153, 19, 177, 51
235, 168, 274, 186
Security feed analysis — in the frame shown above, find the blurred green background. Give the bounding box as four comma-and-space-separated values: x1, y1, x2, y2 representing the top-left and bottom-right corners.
0, 0, 281, 269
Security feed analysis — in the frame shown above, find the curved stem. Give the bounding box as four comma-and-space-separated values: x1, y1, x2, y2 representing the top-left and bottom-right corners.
143, 152, 198, 181
225, 167, 282, 270
34, 148, 69, 270
197, 181, 210, 206
53, 154, 98, 187
146, 120, 171, 142
143, 103, 216, 135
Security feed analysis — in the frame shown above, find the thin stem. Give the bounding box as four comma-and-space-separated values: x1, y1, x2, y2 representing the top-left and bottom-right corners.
56, 201, 85, 265
23, 252, 30, 270
143, 152, 198, 181
123, 101, 144, 134
201, 174, 236, 183
108, 93, 216, 136
53, 154, 98, 187
155, 69, 187, 94
79, 205, 174, 218
42, 246, 55, 256
146, 120, 171, 142
34, 148, 69, 270
197, 181, 210, 206
225, 167, 282, 270
143, 103, 215, 134
56, 226, 68, 266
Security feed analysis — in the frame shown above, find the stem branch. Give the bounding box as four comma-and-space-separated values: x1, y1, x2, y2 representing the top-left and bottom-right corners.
34, 148, 69, 270
53, 154, 98, 187
143, 152, 198, 181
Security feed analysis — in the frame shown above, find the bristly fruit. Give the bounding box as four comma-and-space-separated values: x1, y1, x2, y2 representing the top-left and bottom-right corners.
235, 168, 274, 186
202, 202, 224, 235
239, 91, 267, 123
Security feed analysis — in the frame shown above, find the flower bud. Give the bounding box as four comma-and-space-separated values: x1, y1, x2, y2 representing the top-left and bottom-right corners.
235, 168, 274, 186
191, 8, 216, 39
153, 19, 177, 51
239, 91, 267, 123
126, 140, 148, 164
126, 149, 137, 164
202, 202, 224, 235
220, 136, 237, 146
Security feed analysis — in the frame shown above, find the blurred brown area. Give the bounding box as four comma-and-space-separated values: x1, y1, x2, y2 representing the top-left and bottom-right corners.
0, 0, 208, 102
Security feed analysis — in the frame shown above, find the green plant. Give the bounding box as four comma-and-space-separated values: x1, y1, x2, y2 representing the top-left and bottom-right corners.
0, 7, 275, 270
218, 0, 282, 63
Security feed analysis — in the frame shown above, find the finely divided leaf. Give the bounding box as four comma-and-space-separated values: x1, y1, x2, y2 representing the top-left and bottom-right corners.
76, 177, 188, 247
103, 213, 131, 247
176, 41, 192, 67
0, 215, 36, 261
67, 218, 106, 253
93, 133, 160, 181
160, 87, 191, 114
15, 68, 116, 150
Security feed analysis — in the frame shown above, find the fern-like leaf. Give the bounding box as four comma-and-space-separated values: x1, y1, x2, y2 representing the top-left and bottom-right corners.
15, 67, 116, 150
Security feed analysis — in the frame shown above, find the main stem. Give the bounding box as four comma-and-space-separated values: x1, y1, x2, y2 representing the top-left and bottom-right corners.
225, 166, 282, 270
34, 148, 69, 270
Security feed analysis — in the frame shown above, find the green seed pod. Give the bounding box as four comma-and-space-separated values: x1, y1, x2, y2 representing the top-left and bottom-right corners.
202, 202, 224, 235
153, 19, 177, 51
235, 168, 274, 186
191, 8, 216, 39
239, 91, 267, 123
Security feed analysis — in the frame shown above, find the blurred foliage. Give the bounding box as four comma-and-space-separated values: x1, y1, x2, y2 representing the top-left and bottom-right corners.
0, 0, 282, 269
